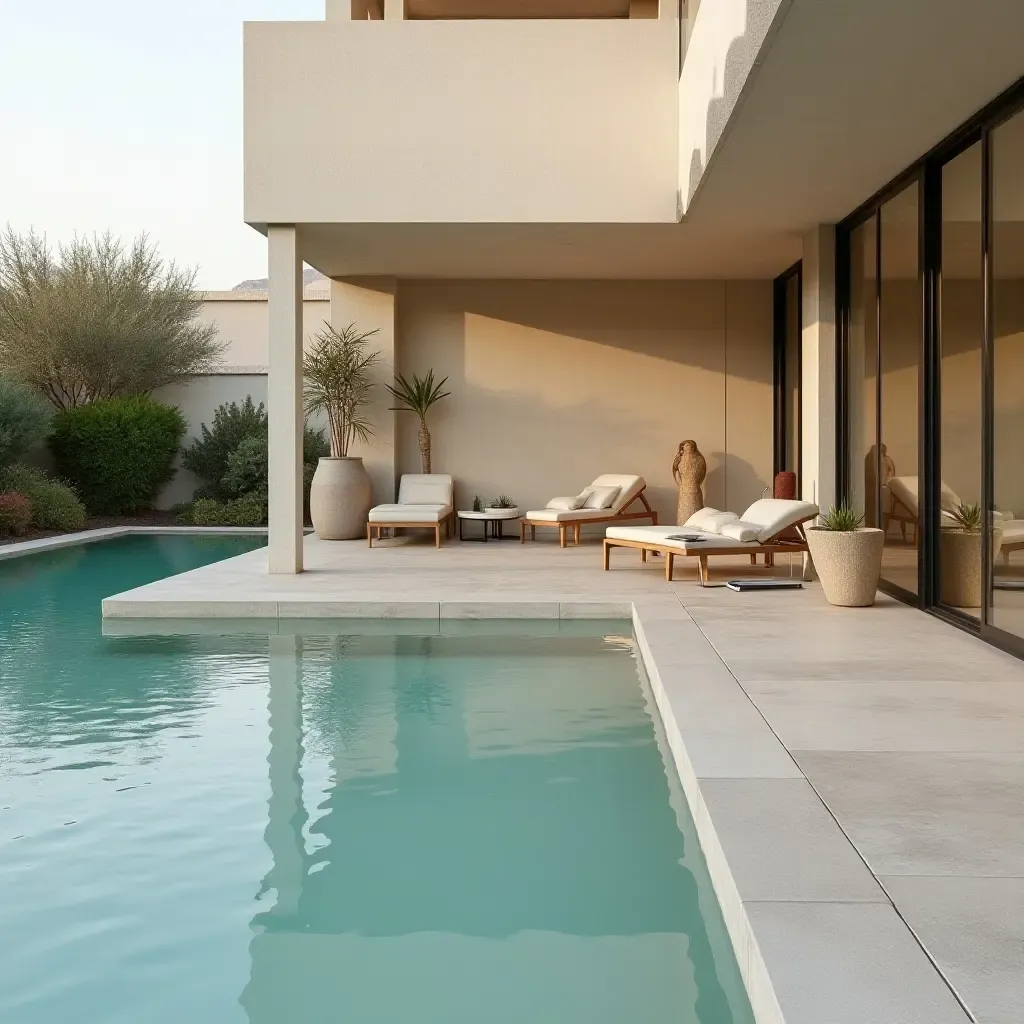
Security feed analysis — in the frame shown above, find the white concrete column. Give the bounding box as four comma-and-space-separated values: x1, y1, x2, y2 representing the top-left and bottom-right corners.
801, 224, 837, 512
331, 278, 398, 504
383, 0, 405, 19
268, 226, 304, 574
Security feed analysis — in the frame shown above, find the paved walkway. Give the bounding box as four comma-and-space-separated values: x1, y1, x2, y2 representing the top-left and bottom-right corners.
102, 533, 1024, 1024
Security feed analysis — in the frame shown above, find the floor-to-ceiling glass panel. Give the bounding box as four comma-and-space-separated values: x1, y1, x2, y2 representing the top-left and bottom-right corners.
991, 106, 1024, 641
848, 218, 878, 525
938, 143, 984, 617
879, 182, 921, 594
784, 270, 801, 479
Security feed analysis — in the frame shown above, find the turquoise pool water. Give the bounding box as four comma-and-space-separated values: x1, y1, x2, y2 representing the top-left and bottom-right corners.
0, 536, 754, 1024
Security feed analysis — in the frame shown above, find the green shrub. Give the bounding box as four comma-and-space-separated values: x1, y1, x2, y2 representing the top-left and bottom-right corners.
222, 433, 269, 500
0, 376, 52, 469
0, 491, 32, 535
188, 494, 266, 527
182, 397, 267, 500
0, 465, 86, 531
50, 396, 186, 515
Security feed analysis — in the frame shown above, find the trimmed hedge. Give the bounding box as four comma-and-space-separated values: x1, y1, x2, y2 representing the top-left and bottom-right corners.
0, 491, 32, 536
187, 494, 266, 527
0, 465, 86, 531
50, 397, 186, 515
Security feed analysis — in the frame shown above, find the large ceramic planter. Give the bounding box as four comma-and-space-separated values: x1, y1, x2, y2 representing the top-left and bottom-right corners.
806, 527, 884, 607
939, 528, 1003, 608
309, 457, 372, 540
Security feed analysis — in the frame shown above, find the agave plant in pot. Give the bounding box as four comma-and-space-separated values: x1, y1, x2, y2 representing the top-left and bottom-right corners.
805, 502, 884, 607
386, 370, 451, 474
939, 502, 1003, 608
303, 322, 380, 540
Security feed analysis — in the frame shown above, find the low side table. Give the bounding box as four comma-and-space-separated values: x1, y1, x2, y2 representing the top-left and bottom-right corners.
458, 509, 520, 542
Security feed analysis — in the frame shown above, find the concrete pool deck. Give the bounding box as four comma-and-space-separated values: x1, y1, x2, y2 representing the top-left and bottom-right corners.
98, 534, 1024, 1024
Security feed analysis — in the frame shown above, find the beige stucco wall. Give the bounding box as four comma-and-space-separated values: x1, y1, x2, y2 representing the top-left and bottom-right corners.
201, 293, 331, 368
391, 279, 773, 527
244, 18, 678, 225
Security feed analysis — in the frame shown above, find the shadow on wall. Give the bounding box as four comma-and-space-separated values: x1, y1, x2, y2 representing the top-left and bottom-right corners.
393, 280, 774, 527
683, 0, 788, 211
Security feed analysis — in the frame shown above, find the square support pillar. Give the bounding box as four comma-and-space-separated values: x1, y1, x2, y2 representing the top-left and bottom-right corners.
801, 224, 837, 512
268, 226, 304, 574
384, 0, 405, 19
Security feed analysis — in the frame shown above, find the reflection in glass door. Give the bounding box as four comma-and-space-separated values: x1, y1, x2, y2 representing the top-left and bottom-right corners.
990, 106, 1024, 643
938, 142, 984, 617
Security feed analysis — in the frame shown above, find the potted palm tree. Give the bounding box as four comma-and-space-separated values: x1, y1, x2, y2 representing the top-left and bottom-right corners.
386, 370, 451, 474
940, 502, 1003, 608
303, 322, 380, 540
805, 502, 884, 606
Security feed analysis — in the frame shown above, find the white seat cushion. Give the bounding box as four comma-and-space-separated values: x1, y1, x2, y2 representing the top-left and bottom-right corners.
526, 507, 620, 523
605, 525, 758, 550
739, 499, 819, 542
368, 503, 452, 523
397, 474, 453, 506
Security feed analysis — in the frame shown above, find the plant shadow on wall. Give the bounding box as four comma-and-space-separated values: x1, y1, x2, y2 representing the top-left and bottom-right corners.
393, 281, 774, 522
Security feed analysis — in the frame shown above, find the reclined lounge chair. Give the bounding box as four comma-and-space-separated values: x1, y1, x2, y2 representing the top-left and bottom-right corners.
367, 474, 454, 549
521, 475, 657, 548
603, 499, 819, 584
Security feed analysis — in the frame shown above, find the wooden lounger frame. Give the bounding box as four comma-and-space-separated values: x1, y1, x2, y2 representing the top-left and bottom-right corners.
367, 510, 455, 549
520, 490, 658, 549
602, 516, 816, 585
884, 492, 917, 542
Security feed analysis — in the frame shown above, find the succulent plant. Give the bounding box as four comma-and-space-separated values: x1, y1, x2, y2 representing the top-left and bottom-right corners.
490, 494, 516, 509
818, 502, 864, 532
949, 501, 983, 533
472, 494, 483, 513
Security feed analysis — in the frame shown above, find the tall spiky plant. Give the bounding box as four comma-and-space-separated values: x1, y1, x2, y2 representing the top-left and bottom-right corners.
303, 322, 380, 458
386, 370, 451, 474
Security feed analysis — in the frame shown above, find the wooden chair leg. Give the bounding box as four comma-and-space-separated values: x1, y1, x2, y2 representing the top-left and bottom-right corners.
665, 552, 674, 582
435, 524, 441, 549
574, 523, 581, 545
699, 555, 709, 586
559, 525, 567, 548
367, 523, 373, 548
602, 540, 611, 570
641, 548, 648, 563
750, 553, 757, 566
531, 524, 536, 540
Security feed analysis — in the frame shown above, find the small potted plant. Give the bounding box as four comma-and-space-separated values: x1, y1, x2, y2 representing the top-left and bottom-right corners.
940, 502, 1003, 608
805, 502, 884, 606
488, 494, 518, 517
472, 495, 483, 513
303, 322, 380, 540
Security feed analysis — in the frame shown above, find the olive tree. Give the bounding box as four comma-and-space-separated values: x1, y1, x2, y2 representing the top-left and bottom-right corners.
0, 227, 224, 410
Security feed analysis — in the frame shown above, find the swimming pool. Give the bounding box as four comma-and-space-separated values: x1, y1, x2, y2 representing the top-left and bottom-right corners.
0, 535, 753, 1024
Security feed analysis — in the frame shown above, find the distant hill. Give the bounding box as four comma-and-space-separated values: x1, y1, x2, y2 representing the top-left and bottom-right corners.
232, 269, 327, 291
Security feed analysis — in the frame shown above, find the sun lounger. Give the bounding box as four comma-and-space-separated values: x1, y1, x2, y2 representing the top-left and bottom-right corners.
603, 499, 818, 584
521, 475, 656, 548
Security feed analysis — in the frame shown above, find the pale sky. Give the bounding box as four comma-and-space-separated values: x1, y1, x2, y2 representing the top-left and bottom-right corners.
1, 1, 323, 290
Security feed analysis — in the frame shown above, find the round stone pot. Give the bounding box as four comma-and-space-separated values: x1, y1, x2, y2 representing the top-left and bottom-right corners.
939, 528, 1003, 608
309, 457, 372, 541
805, 527, 884, 607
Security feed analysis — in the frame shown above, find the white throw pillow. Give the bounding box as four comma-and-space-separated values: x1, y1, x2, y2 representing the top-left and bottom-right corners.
718, 520, 761, 543
583, 485, 621, 510
546, 495, 586, 511
685, 508, 740, 534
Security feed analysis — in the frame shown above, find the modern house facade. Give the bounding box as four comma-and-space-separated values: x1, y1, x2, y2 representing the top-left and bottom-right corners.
243, 0, 1024, 657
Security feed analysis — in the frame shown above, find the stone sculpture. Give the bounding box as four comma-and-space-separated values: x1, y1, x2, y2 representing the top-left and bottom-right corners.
672, 440, 706, 525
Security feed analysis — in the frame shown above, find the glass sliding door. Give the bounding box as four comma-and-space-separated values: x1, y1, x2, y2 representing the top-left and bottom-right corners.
879, 183, 922, 595
990, 106, 1024, 642
938, 142, 984, 617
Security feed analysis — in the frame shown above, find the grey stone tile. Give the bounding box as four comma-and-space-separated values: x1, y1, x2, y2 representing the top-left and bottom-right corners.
677, 726, 803, 779
699, 779, 886, 902
744, 901, 971, 1024
880, 875, 1024, 1024
795, 751, 1024, 876
745, 680, 1024, 752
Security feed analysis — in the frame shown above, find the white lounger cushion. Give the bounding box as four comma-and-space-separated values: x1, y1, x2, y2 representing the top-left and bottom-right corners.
583, 485, 621, 509
590, 474, 645, 513
739, 499, 819, 542
685, 508, 739, 532
368, 503, 452, 523
605, 525, 757, 550
527, 507, 622, 523
718, 520, 761, 543
397, 474, 454, 506
888, 476, 960, 516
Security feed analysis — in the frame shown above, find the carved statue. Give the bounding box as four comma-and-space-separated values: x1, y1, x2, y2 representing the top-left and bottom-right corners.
672, 440, 706, 525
